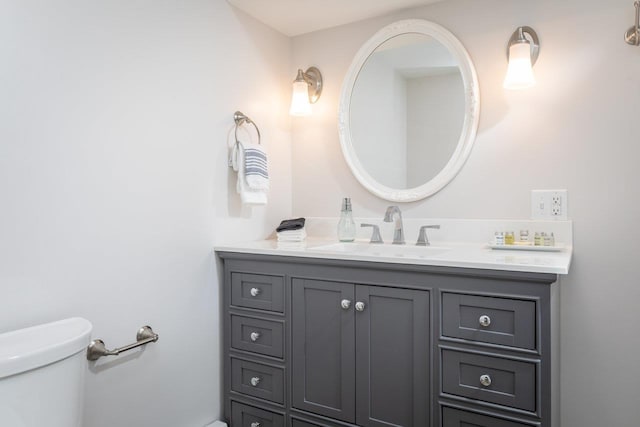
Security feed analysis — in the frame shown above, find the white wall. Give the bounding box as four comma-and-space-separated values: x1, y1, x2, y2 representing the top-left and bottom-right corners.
291, 0, 640, 426
0, 1, 291, 426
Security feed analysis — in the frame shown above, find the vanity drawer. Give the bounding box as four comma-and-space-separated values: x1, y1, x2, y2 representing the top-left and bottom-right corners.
231, 401, 285, 427
442, 407, 535, 427
291, 421, 320, 427
442, 293, 537, 350
441, 349, 537, 413
232, 273, 285, 313
231, 357, 285, 404
231, 315, 285, 358
291, 416, 342, 427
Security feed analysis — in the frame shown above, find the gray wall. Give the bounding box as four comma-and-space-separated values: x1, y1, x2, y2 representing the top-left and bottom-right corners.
291, 0, 640, 426
0, 1, 292, 426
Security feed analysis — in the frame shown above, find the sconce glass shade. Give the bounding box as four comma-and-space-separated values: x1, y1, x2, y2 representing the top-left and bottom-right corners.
504, 27, 539, 90
289, 67, 322, 117
503, 41, 536, 89
290, 79, 312, 116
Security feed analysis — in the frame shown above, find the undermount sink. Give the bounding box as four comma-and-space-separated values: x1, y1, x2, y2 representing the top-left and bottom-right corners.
308, 242, 450, 258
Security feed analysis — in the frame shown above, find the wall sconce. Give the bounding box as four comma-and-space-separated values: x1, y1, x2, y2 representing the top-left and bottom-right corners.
625, 1, 640, 45
289, 67, 323, 116
503, 26, 540, 90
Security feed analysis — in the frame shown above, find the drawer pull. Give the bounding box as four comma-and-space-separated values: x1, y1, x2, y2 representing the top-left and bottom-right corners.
480, 374, 492, 387
250, 376, 261, 387
341, 299, 352, 310
250, 423, 261, 427
355, 301, 366, 312
479, 315, 491, 327
250, 287, 261, 297
250, 331, 261, 342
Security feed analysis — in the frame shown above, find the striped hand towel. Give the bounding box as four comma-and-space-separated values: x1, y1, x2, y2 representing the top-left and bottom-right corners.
231, 142, 267, 205
244, 143, 269, 191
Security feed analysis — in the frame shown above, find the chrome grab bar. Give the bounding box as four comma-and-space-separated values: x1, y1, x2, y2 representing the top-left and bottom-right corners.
87, 325, 158, 361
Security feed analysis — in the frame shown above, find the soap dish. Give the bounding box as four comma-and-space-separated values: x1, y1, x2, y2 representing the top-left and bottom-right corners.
487, 243, 565, 252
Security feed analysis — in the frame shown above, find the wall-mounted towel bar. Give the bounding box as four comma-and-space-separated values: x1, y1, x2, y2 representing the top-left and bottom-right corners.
229, 111, 261, 167
86, 325, 158, 361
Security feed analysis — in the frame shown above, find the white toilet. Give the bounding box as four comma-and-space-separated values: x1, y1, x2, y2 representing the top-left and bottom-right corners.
0, 317, 93, 427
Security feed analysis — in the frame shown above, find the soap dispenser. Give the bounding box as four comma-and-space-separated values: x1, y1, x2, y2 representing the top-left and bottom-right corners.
337, 197, 356, 242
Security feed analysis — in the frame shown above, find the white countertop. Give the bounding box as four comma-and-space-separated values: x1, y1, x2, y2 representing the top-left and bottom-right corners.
215, 238, 572, 275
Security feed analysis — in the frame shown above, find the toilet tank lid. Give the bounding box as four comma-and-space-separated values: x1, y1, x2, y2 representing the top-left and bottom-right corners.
0, 317, 93, 379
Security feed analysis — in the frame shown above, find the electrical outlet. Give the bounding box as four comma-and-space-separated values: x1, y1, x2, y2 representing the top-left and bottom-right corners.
531, 190, 568, 220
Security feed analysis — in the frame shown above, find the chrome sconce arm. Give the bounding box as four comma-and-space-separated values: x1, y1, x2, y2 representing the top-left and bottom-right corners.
506, 26, 540, 65
503, 26, 540, 90
625, 1, 640, 45
290, 66, 323, 116
294, 67, 323, 104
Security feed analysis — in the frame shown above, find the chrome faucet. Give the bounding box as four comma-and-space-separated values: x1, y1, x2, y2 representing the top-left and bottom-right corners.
416, 225, 441, 246
361, 223, 383, 244
384, 205, 405, 245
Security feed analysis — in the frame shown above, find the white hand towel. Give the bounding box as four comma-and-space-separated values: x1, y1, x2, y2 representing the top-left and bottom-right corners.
277, 228, 307, 242
231, 142, 267, 205
276, 241, 307, 250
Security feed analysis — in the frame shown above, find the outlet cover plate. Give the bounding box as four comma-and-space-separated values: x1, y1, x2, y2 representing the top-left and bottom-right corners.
531, 190, 568, 220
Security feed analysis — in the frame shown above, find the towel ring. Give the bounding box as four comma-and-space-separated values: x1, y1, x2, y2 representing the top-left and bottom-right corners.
229, 111, 261, 168
234, 111, 261, 145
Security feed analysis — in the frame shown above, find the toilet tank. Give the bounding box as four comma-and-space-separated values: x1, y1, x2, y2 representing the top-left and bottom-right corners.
0, 317, 92, 427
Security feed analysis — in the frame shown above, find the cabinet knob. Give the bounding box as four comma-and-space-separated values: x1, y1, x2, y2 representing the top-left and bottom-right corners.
250, 376, 261, 387
480, 374, 492, 387
250, 331, 261, 342
355, 301, 366, 312
479, 315, 491, 327
250, 287, 261, 297
251, 423, 261, 427
341, 299, 352, 310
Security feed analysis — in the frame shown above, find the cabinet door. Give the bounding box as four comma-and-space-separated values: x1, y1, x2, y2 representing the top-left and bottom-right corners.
355, 286, 430, 427
292, 279, 356, 423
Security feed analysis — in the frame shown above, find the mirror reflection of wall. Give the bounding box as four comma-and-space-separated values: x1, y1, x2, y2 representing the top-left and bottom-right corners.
350, 34, 465, 190
407, 70, 464, 187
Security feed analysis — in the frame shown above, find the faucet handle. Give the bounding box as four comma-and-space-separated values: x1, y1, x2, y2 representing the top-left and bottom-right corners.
416, 225, 441, 246
361, 224, 384, 244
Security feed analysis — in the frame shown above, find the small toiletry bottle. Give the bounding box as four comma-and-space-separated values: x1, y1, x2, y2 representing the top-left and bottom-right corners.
550, 232, 555, 247
534, 232, 542, 246
520, 230, 529, 243
544, 233, 552, 246
337, 197, 356, 242
505, 231, 515, 245
494, 231, 505, 246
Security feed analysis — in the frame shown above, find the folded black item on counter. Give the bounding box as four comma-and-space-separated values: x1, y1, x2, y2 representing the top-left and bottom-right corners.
276, 217, 306, 232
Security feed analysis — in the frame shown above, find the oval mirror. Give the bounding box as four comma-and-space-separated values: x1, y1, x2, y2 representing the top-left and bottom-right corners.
338, 20, 480, 202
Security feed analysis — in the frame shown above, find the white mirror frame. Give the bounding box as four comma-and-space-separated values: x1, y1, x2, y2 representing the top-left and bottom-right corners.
338, 19, 480, 202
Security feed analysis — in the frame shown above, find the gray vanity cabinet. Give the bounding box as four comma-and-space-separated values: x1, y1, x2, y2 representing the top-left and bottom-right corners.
219, 252, 559, 427
355, 285, 429, 427
291, 279, 356, 422
291, 279, 429, 426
